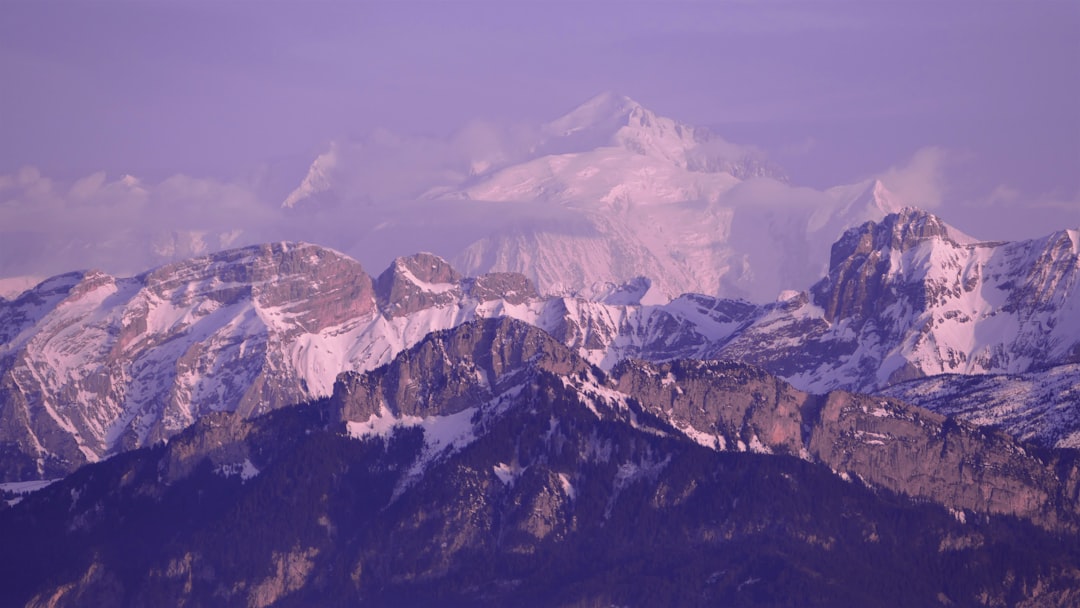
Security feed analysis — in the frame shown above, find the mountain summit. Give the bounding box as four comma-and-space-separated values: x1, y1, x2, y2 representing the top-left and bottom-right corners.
279, 92, 886, 301
3, 213, 1079, 483
537, 91, 783, 179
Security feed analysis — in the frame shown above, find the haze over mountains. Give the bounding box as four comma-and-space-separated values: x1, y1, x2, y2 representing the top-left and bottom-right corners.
1, 94, 915, 302
3, 2, 1078, 603
1, 93, 1078, 608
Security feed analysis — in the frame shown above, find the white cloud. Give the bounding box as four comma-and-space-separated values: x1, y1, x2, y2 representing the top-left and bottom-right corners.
877, 147, 949, 209
984, 184, 1021, 206
0, 167, 276, 278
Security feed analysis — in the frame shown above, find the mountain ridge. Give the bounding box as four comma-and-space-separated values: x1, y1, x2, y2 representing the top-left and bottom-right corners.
1, 209, 1078, 482
3, 316, 1079, 606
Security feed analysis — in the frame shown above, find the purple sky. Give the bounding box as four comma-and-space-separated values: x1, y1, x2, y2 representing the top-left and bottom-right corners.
0, 0, 1077, 278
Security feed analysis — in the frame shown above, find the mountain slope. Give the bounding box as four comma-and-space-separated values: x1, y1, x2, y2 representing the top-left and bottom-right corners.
279, 93, 901, 301
441, 94, 896, 300
710, 210, 1079, 387
3, 318, 1078, 607
3, 209, 1078, 481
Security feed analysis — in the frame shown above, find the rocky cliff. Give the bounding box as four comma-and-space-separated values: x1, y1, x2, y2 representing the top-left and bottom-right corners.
3, 318, 1078, 607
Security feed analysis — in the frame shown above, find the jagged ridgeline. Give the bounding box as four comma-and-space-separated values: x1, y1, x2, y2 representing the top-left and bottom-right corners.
2, 210, 1078, 484
2, 318, 1079, 607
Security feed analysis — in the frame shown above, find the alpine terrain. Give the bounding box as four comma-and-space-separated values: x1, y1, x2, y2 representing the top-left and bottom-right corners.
1, 208, 1078, 486
285, 93, 905, 301
2, 319, 1079, 607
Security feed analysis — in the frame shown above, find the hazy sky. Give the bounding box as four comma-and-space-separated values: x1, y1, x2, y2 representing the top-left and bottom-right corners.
0, 0, 1077, 279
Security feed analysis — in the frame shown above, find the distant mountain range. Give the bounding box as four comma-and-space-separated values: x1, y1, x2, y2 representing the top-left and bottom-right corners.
2, 92, 1078, 607
2, 209, 1077, 484
282, 92, 904, 302
0, 93, 913, 302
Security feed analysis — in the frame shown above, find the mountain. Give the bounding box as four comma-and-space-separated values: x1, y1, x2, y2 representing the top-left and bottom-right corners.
0, 240, 779, 482
283, 93, 902, 301
438, 94, 897, 301
713, 210, 1079, 388
0, 94, 905, 302
880, 364, 1080, 448
705, 209, 1080, 446
3, 210, 1078, 481
3, 318, 1078, 606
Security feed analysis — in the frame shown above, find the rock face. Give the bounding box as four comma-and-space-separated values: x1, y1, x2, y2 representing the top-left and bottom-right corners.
331, 319, 1080, 532
611, 357, 1074, 530
0, 243, 378, 480
3, 318, 1079, 607
3, 211, 1079, 480
815, 208, 963, 324
331, 319, 589, 423
805, 209, 1080, 386
375, 252, 464, 318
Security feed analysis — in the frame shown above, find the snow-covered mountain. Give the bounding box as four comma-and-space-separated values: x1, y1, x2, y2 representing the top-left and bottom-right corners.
439, 94, 902, 301
708, 209, 1080, 446
0, 93, 907, 302
6, 318, 1079, 606
285, 93, 903, 301
2, 210, 1077, 481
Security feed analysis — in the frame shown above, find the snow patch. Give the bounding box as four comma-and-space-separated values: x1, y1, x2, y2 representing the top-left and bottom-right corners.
558, 472, 576, 500
216, 458, 260, 481
493, 461, 525, 486
347, 405, 478, 462
0, 479, 59, 494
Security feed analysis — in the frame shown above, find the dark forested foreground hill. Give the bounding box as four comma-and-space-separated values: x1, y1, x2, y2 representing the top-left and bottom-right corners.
2, 319, 1079, 607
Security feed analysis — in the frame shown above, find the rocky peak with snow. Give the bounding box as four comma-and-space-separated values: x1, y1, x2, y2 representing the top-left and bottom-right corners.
331, 318, 590, 424
330, 318, 1080, 530
0, 245, 552, 481
7, 318, 1080, 605
3, 213, 1079, 483
814, 208, 977, 325
0, 242, 379, 480
375, 252, 465, 318
142, 242, 377, 332
466, 271, 539, 304
539, 92, 782, 180
374, 252, 541, 316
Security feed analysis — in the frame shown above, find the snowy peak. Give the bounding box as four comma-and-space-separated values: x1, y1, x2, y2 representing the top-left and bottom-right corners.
798, 209, 1080, 392
825, 208, 964, 273
141, 242, 377, 331
855, 179, 905, 217
538, 92, 780, 179
373, 252, 542, 316
544, 92, 643, 138
375, 252, 464, 318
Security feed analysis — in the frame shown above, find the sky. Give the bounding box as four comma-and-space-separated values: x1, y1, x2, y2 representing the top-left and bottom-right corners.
0, 0, 1077, 282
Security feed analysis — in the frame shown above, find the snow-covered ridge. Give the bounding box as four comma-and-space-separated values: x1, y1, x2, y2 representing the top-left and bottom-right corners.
2, 210, 1078, 481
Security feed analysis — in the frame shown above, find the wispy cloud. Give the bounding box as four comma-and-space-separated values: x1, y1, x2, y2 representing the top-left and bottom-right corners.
877, 147, 950, 209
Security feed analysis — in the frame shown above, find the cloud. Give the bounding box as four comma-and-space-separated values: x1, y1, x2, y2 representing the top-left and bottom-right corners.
0, 166, 278, 278
983, 184, 1021, 207
877, 147, 949, 209
781, 137, 817, 157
